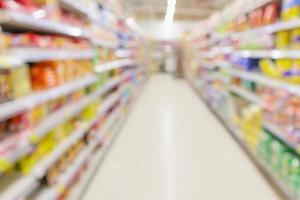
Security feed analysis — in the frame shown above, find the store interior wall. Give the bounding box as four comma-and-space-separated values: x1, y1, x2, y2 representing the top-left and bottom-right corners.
137, 20, 196, 40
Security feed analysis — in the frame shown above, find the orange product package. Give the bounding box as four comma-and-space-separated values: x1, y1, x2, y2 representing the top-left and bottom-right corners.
30, 61, 65, 90
263, 2, 280, 25
249, 9, 264, 28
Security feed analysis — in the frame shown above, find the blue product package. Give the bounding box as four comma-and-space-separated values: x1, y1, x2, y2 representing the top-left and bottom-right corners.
239, 58, 259, 71
282, 0, 300, 10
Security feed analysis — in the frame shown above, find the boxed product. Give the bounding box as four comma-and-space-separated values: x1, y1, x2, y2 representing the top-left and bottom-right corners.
249, 8, 264, 28
19, 118, 76, 174
0, 112, 31, 140
80, 99, 100, 121
30, 62, 60, 90
263, 2, 280, 24
276, 31, 290, 49
290, 28, 300, 49
0, 65, 32, 103
281, 0, 300, 21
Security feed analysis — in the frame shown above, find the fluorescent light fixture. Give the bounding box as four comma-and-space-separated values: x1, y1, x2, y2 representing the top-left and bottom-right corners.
164, 0, 176, 26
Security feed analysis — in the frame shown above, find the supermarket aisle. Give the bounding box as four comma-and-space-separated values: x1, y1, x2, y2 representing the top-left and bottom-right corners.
82, 74, 279, 200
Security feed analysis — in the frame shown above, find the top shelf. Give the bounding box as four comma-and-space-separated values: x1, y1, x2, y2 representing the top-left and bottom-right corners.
233, 19, 300, 40
0, 10, 90, 39
196, 19, 300, 48
59, 0, 92, 19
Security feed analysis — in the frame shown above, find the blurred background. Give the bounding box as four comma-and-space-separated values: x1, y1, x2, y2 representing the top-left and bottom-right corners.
0, 0, 300, 200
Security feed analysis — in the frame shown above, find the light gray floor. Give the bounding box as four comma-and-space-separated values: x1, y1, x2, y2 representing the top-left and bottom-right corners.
82, 74, 279, 200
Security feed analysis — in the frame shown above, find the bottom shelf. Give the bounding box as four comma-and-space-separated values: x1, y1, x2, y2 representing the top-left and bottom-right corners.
188, 78, 296, 200
29, 76, 146, 200
69, 78, 144, 200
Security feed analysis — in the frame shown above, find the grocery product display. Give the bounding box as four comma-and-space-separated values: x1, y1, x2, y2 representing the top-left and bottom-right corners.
184, 0, 300, 199
0, 0, 150, 199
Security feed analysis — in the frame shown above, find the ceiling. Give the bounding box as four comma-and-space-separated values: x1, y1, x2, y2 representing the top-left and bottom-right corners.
123, 0, 231, 21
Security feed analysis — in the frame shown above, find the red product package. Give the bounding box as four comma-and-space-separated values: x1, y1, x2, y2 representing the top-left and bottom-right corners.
263, 2, 280, 25
1, 0, 38, 12
249, 9, 264, 28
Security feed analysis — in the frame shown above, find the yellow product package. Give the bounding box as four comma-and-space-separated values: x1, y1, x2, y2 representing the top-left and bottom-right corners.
276, 59, 292, 73
276, 31, 290, 49
259, 59, 281, 78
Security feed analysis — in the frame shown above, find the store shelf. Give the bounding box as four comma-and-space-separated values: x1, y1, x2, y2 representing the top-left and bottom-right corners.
100, 91, 122, 113
235, 49, 300, 59
229, 85, 263, 105
205, 72, 229, 83
99, 70, 134, 96
189, 80, 295, 200
0, 90, 100, 170
32, 120, 99, 179
3, 47, 94, 63
0, 75, 96, 122
233, 19, 300, 40
263, 123, 300, 154
228, 69, 300, 96
68, 143, 106, 200
200, 62, 216, 70
68, 108, 126, 200
35, 147, 91, 200
0, 56, 23, 67
200, 60, 232, 69
93, 39, 118, 49
95, 59, 136, 73
35, 106, 123, 200
0, 79, 134, 200
0, 122, 95, 200
0, 175, 40, 200
193, 39, 213, 49
0, 74, 127, 171
69, 83, 142, 200
0, 10, 90, 38
30, 80, 122, 143
115, 49, 133, 58
229, 125, 295, 200
216, 60, 232, 68
59, 0, 91, 18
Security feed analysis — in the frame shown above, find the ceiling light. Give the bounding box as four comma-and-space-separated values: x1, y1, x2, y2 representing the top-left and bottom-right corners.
164, 0, 176, 26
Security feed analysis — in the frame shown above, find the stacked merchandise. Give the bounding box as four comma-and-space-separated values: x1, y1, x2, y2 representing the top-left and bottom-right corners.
185, 0, 300, 199
0, 0, 149, 200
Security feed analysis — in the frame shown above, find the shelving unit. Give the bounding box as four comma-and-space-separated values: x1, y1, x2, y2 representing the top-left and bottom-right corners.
234, 49, 300, 59
59, 0, 92, 19
0, 72, 145, 200
232, 19, 300, 40
186, 0, 300, 199
228, 69, 300, 96
0, 75, 96, 121
5, 48, 94, 63
0, 0, 150, 199
229, 85, 263, 105
0, 10, 90, 38
263, 123, 300, 154
189, 81, 294, 200
92, 39, 118, 49
95, 59, 136, 73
